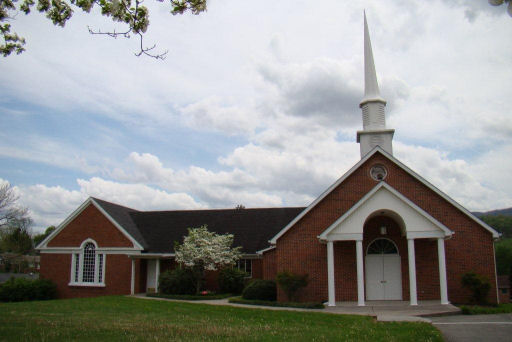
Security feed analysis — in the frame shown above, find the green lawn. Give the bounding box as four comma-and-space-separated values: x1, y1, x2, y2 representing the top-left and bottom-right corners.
0, 296, 442, 341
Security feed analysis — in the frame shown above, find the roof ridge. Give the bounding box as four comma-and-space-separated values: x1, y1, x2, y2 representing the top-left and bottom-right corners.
136, 206, 307, 214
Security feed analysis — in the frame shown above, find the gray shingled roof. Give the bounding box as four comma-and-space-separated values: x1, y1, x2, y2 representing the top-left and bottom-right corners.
93, 198, 304, 254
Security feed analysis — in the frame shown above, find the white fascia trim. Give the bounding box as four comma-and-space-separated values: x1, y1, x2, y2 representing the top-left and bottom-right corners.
90, 198, 144, 250
36, 197, 144, 251
318, 182, 453, 240
406, 231, 446, 239
41, 248, 144, 255
270, 146, 499, 243
324, 233, 363, 242
36, 198, 93, 249
241, 254, 262, 259
269, 150, 380, 244
375, 148, 501, 239
130, 253, 175, 259
256, 246, 276, 255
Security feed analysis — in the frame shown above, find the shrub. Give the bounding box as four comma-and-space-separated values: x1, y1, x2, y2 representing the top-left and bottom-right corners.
461, 271, 491, 304
242, 279, 276, 301
276, 271, 308, 301
159, 268, 196, 295
218, 268, 247, 294
0, 278, 57, 302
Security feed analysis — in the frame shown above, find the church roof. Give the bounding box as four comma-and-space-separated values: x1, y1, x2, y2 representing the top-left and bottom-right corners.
93, 199, 304, 254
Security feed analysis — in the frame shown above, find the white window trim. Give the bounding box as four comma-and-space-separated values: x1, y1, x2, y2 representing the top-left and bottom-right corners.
69, 239, 106, 287
237, 259, 252, 278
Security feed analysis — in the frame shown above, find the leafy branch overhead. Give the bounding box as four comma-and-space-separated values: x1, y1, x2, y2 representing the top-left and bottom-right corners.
0, 0, 207, 59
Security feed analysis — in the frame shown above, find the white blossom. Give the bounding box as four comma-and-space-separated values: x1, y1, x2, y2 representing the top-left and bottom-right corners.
174, 225, 242, 272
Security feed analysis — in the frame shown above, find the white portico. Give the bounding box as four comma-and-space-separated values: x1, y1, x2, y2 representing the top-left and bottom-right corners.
318, 182, 453, 306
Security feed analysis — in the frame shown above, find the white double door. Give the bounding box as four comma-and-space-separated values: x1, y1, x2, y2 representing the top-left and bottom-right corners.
365, 254, 402, 300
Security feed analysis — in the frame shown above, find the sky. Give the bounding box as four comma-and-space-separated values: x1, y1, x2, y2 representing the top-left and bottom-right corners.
1, 0, 512, 233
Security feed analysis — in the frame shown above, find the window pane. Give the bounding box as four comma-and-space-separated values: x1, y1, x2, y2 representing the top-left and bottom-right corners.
83, 243, 96, 282
367, 239, 398, 255
98, 254, 103, 283
74, 253, 80, 282
245, 259, 252, 276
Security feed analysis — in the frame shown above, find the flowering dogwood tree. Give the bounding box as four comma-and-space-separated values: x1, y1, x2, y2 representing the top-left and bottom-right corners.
174, 225, 241, 294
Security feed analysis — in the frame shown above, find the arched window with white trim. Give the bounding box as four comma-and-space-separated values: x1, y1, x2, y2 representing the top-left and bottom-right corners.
70, 239, 106, 286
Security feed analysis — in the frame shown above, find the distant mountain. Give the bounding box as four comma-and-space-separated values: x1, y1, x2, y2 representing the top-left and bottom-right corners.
473, 208, 512, 217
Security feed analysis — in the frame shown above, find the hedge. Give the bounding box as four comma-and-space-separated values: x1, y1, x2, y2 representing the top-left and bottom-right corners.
0, 277, 57, 302
242, 279, 276, 301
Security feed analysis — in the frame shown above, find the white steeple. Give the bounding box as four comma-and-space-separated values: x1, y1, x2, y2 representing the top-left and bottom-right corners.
357, 12, 394, 158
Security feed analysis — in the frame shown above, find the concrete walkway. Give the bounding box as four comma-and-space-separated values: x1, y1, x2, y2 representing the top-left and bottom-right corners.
131, 294, 459, 323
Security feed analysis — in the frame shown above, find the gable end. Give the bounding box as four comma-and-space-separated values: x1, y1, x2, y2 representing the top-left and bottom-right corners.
37, 198, 143, 250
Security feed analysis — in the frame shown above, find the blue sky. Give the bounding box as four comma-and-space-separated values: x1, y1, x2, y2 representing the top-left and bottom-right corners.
1, 0, 512, 232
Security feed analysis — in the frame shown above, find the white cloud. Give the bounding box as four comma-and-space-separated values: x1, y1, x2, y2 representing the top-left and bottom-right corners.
179, 96, 260, 135
2, 0, 512, 229
395, 142, 512, 211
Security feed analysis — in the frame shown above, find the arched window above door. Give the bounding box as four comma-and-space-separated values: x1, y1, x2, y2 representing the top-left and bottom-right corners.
367, 238, 398, 255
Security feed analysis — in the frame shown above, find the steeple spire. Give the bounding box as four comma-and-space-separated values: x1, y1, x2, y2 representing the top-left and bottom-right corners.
362, 11, 385, 105
357, 12, 394, 158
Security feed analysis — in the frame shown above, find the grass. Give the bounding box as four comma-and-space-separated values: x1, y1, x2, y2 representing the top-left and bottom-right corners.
147, 292, 234, 300
459, 303, 512, 315
229, 296, 324, 309
0, 296, 442, 341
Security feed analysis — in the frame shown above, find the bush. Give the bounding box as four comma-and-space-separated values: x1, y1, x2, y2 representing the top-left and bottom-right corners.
461, 271, 491, 304
159, 268, 196, 295
218, 268, 247, 294
276, 271, 308, 301
0, 278, 57, 302
242, 279, 276, 301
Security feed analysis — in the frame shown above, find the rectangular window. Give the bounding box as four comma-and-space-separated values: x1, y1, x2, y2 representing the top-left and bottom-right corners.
69, 246, 105, 287
237, 259, 252, 277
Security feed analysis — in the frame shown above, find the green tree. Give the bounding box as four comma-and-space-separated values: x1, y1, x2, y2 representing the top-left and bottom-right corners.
32, 225, 55, 248
489, 0, 512, 17
461, 271, 491, 305
0, 0, 207, 59
276, 271, 308, 302
495, 238, 512, 275
0, 220, 33, 254
480, 215, 512, 239
174, 225, 241, 294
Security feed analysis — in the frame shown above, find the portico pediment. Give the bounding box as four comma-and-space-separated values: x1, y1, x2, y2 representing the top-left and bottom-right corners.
318, 182, 453, 242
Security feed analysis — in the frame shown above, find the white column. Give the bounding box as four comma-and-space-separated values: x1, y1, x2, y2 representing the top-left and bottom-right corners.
356, 240, 365, 306
130, 258, 135, 295
407, 238, 418, 306
327, 241, 336, 306
437, 238, 449, 305
155, 259, 160, 293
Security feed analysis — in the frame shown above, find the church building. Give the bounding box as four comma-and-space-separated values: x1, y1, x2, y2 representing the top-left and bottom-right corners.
37, 15, 500, 305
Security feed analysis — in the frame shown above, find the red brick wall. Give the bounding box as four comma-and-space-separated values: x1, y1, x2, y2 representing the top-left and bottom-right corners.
262, 249, 277, 280
252, 259, 263, 279
41, 203, 140, 298
48, 204, 134, 248
275, 152, 497, 304
499, 288, 510, 304
40, 253, 133, 298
